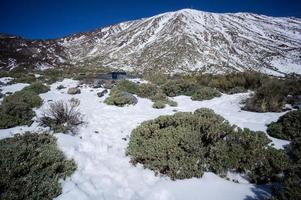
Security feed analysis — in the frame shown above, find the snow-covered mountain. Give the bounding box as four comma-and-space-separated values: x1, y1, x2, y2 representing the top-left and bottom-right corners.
1, 9, 301, 75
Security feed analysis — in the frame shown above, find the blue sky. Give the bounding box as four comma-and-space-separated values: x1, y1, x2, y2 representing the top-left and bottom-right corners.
1, 0, 301, 39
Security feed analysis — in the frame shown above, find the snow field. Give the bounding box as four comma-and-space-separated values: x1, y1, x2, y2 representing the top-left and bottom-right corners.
0, 79, 290, 200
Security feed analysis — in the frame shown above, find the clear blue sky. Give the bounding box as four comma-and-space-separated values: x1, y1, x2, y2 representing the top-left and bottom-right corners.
1, 0, 301, 39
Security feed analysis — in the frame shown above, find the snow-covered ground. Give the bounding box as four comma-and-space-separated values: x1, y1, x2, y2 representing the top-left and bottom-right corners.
0, 78, 29, 103
0, 79, 290, 200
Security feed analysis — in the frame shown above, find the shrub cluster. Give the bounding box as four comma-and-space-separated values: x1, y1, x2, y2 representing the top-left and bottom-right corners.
104, 88, 138, 107
39, 99, 83, 133
0, 132, 76, 200
104, 80, 177, 108
22, 82, 50, 94
152, 101, 166, 109
127, 108, 288, 183
161, 78, 198, 97
2, 66, 111, 85
157, 77, 223, 101
145, 72, 301, 112
0, 83, 48, 129
191, 87, 221, 101
103, 73, 300, 112
228, 86, 247, 94
267, 110, 301, 199
267, 109, 301, 140
2, 70, 45, 84
244, 79, 301, 112
156, 72, 264, 95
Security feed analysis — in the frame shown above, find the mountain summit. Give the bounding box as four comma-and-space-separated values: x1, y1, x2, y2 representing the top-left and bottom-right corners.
1, 9, 301, 75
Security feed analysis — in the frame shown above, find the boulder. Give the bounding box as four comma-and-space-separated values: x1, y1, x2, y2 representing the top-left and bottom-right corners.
103, 80, 115, 89
93, 80, 105, 88
56, 85, 66, 90
97, 89, 108, 97
67, 87, 81, 95
121, 91, 138, 105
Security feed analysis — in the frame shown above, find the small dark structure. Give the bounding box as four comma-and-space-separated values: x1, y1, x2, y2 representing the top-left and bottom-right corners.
112, 72, 127, 80
95, 72, 127, 80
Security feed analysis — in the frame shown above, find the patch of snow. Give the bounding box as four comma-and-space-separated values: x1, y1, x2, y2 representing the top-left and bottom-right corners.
128, 78, 149, 84
35, 62, 54, 71
0, 77, 14, 84
270, 58, 301, 75
0, 82, 29, 96
226, 171, 250, 184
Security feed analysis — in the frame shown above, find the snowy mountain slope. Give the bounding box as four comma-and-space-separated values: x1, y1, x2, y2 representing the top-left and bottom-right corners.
1, 9, 301, 75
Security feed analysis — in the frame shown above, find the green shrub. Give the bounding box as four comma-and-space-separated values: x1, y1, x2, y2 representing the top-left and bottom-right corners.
244, 80, 287, 112
152, 101, 166, 109
193, 72, 265, 93
228, 86, 247, 94
271, 137, 301, 199
265, 108, 301, 199
115, 80, 140, 94
0, 90, 43, 129
267, 110, 301, 140
143, 72, 169, 85
23, 82, 50, 94
191, 87, 221, 101
149, 91, 168, 102
127, 108, 288, 182
244, 78, 301, 112
161, 79, 198, 97
0, 132, 76, 200
3, 90, 42, 108
0, 102, 35, 129
9, 72, 37, 84
167, 100, 178, 107
138, 83, 159, 98
104, 88, 137, 107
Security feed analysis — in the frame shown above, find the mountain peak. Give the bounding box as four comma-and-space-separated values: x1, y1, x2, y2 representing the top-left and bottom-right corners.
174, 8, 204, 14
1, 9, 300, 75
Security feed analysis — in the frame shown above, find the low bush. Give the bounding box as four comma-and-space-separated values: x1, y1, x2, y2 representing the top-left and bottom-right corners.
106, 81, 177, 108
22, 82, 50, 94
104, 88, 138, 107
167, 100, 178, 107
3, 90, 42, 108
0, 89, 43, 129
267, 110, 301, 140
193, 71, 265, 93
244, 80, 287, 112
39, 99, 83, 133
152, 101, 166, 109
115, 80, 140, 94
10, 73, 37, 84
143, 72, 169, 86
161, 79, 198, 97
0, 132, 76, 200
191, 87, 221, 101
244, 78, 301, 112
149, 91, 168, 102
271, 135, 301, 199
127, 108, 288, 182
228, 86, 247, 94
138, 83, 159, 98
